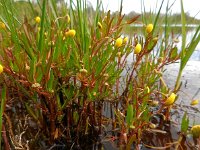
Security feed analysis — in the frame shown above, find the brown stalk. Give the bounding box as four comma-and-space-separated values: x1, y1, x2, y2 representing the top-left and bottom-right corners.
2, 124, 11, 150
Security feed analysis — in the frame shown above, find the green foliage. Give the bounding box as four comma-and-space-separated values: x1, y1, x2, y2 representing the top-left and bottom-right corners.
0, 86, 6, 150
181, 112, 189, 134
126, 104, 133, 126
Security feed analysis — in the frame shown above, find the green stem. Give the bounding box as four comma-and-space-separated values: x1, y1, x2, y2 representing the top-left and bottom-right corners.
174, 69, 183, 92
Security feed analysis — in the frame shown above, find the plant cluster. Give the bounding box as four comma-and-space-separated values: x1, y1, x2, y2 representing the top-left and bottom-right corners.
0, 0, 200, 149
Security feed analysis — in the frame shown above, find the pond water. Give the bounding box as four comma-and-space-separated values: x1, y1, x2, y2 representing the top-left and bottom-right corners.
162, 29, 200, 125
164, 61, 200, 124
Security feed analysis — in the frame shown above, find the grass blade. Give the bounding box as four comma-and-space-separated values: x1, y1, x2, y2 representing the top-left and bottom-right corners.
0, 86, 6, 150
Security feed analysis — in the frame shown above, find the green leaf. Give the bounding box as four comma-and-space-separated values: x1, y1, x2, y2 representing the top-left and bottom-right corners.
25, 103, 38, 121
180, 25, 200, 70
47, 69, 54, 91
170, 46, 178, 60
126, 104, 133, 126
180, 0, 186, 58
0, 86, 6, 150
38, 0, 47, 52
181, 112, 189, 134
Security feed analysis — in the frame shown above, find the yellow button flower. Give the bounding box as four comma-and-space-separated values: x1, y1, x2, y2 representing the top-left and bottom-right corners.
97, 22, 102, 29
146, 24, 153, 34
0, 22, 6, 29
190, 99, 199, 106
123, 37, 128, 44
0, 64, 3, 74
115, 37, 123, 48
164, 92, 176, 106
35, 16, 41, 24
191, 125, 200, 138
134, 43, 142, 54
65, 29, 76, 37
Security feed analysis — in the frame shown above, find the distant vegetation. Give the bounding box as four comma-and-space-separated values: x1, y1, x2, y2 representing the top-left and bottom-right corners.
7, 1, 200, 25
124, 11, 200, 24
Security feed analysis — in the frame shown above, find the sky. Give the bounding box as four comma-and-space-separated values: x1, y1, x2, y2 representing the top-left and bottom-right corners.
87, 0, 200, 19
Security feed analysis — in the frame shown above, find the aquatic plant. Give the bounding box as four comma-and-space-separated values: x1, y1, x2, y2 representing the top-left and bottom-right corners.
0, 0, 199, 149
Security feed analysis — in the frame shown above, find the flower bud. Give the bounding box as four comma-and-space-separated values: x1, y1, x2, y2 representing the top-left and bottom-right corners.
65, 29, 76, 37
35, 16, 41, 24
104, 82, 109, 87
191, 125, 200, 138
93, 92, 97, 96
97, 22, 102, 29
134, 43, 142, 54
115, 37, 123, 48
80, 68, 88, 75
123, 37, 128, 44
66, 14, 70, 23
164, 93, 176, 106
0, 22, 6, 29
32, 83, 41, 88
146, 86, 150, 94
146, 24, 153, 34
190, 99, 199, 106
149, 123, 156, 129
0, 64, 3, 74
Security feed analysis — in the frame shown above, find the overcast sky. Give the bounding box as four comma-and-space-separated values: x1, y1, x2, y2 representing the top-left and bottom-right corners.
87, 0, 200, 19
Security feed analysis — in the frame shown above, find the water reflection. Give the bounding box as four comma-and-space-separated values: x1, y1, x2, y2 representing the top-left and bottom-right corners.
124, 26, 200, 61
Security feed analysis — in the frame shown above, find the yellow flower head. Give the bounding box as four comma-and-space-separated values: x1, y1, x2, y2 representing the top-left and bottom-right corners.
0, 22, 6, 29
190, 99, 199, 106
115, 37, 123, 48
134, 43, 142, 54
164, 92, 176, 106
97, 22, 102, 29
35, 16, 41, 24
123, 37, 128, 44
0, 64, 3, 74
65, 29, 76, 37
146, 24, 153, 34
66, 14, 70, 23
191, 125, 200, 138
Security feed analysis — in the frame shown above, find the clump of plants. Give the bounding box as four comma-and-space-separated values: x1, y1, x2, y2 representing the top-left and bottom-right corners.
0, 0, 200, 149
